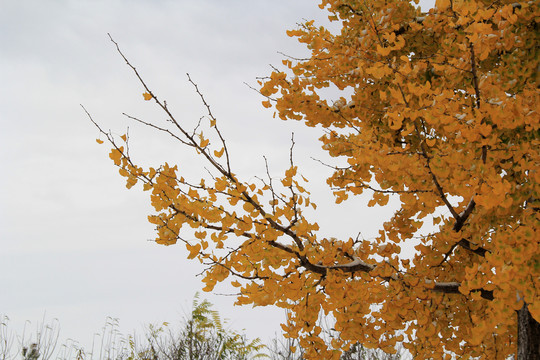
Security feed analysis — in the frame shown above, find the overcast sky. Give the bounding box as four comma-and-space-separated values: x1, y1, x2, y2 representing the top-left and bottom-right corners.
0, 0, 433, 352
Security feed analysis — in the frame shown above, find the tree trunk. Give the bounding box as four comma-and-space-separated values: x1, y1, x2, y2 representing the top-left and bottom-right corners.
517, 302, 540, 360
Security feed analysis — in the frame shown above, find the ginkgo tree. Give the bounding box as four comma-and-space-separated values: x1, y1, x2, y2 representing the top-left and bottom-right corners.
87, 0, 539, 358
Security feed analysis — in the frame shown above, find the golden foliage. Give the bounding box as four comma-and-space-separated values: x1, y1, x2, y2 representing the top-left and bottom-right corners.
92, 1, 539, 358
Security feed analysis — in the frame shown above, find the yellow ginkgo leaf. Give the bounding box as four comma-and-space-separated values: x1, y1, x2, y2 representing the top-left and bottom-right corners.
142, 92, 152, 100
96, 139, 104, 144
389, 118, 403, 130
120, 134, 127, 142
187, 243, 201, 260
200, 138, 210, 148
479, 124, 492, 137
376, 44, 392, 56
109, 148, 123, 165
426, 138, 436, 147
214, 148, 225, 158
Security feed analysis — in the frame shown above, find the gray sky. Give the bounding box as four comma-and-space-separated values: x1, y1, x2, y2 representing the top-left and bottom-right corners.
0, 0, 433, 351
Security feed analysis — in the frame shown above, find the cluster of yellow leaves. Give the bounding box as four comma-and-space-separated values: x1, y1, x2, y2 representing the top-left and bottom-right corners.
98, 0, 538, 358
258, 0, 539, 358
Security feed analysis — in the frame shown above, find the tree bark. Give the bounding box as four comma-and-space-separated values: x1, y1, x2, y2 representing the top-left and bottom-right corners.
517, 302, 540, 360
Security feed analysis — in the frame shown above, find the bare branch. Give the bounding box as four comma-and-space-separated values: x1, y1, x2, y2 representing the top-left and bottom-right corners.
263, 156, 279, 215
186, 73, 232, 175
436, 237, 489, 268
108, 34, 230, 180
121, 112, 192, 147
453, 197, 477, 231
415, 122, 460, 220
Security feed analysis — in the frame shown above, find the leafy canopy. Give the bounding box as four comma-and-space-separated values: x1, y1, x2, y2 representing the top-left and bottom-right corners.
90, 0, 539, 358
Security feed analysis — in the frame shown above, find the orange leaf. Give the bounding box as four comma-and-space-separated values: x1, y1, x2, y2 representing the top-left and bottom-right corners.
142, 92, 152, 100
214, 148, 225, 158
426, 138, 436, 147
109, 148, 123, 166
187, 243, 201, 259
376, 45, 392, 56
